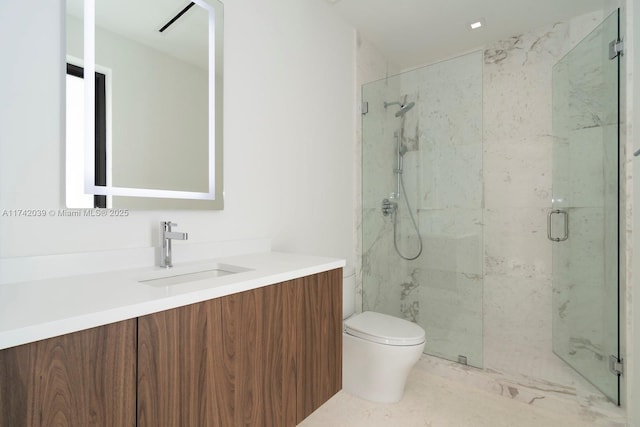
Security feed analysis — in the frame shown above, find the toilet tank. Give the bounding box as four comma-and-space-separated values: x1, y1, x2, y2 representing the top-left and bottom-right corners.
343, 265, 356, 319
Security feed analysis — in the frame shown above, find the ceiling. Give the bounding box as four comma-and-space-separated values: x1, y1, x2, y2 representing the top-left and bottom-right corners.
324, 0, 606, 69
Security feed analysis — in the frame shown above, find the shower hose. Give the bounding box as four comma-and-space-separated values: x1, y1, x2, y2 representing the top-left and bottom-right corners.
393, 171, 423, 261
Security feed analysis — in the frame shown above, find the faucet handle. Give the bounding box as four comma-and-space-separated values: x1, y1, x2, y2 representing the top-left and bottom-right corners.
161, 221, 178, 235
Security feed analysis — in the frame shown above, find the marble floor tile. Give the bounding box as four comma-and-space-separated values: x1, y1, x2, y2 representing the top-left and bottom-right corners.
299, 355, 626, 427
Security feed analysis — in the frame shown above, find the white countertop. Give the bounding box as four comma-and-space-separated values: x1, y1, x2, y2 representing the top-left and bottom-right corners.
0, 252, 345, 350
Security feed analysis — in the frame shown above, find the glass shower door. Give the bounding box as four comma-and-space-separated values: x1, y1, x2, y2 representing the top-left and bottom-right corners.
361, 51, 483, 368
551, 10, 620, 404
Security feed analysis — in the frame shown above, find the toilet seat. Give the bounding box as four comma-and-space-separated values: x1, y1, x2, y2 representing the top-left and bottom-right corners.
344, 311, 425, 346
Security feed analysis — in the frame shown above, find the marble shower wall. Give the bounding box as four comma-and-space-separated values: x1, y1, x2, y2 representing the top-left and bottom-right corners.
482, 12, 604, 378
358, 10, 606, 379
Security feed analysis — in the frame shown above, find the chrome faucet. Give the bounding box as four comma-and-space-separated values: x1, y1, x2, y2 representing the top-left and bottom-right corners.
160, 221, 188, 268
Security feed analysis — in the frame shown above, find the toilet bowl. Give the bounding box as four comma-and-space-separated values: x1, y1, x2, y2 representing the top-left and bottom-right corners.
342, 266, 425, 403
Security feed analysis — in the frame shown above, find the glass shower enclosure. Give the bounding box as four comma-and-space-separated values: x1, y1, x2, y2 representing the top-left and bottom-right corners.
361, 9, 621, 405
551, 9, 621, 404
361, 51, 484, 367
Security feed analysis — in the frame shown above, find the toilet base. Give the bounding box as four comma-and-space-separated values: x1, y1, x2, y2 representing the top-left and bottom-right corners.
342, 332, 425, 403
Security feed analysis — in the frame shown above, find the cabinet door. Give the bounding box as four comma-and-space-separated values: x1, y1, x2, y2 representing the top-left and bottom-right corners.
137, 298, 226, 427
220, 281, 297, 427
136, 270, 342, 426
296, 268, 342, 423
0, 320, 137, 427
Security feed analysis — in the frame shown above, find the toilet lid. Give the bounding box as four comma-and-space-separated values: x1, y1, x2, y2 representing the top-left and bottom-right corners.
344, 311, 425, 346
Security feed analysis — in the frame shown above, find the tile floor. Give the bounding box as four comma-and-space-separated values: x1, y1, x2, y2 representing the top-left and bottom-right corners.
299, 355, 627, 427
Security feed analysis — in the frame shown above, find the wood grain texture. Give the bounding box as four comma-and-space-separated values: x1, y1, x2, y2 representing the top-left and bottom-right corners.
220, 281, 297, 427
137, 297, 226, 427
0, 320, 136, 427
296, 268, 343, 423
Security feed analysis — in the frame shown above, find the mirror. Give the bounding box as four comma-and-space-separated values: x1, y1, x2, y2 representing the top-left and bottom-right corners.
65, 0, 223, 209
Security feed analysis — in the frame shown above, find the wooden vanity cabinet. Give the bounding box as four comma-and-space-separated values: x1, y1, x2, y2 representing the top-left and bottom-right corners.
0, 320, 137, 427
138, 268, 342, 426
0, 269, 342, 427
137, 282, 299, 427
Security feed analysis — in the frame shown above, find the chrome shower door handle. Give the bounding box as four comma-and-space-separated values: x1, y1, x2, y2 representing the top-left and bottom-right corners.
547, 209, 569, 242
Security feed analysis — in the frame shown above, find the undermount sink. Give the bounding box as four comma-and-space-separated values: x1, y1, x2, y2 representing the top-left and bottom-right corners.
140, 263, 252, 287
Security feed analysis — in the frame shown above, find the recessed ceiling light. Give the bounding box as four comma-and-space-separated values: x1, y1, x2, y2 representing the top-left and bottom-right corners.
469, 19, 485, 30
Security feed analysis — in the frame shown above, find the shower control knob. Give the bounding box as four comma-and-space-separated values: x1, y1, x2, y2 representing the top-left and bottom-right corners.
382, 198, 397, 216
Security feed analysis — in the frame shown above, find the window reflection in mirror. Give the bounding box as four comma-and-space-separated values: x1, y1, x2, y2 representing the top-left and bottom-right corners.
66, 63, 107, 208
65, 0, 224, 210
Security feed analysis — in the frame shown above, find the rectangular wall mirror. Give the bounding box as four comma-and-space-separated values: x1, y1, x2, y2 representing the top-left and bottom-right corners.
65, 0, 224, 210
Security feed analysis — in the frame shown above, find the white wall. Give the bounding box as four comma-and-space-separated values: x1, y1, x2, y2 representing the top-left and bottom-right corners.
628, 0, 639, 422
0, 0, 355, 265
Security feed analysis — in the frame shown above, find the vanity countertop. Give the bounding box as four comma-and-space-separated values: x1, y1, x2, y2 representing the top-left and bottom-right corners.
0, 252, 345, 351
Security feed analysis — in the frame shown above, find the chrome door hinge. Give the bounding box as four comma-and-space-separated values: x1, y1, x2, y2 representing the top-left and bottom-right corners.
609, 355, 624, 376
361, 101, 368, 115
609, 39, 624, 60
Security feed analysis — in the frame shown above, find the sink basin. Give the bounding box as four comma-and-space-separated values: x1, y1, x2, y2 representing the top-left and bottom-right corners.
140, 263, 252, 287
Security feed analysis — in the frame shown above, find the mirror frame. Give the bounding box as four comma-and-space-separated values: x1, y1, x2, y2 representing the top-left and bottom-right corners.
79, 0, 222, 203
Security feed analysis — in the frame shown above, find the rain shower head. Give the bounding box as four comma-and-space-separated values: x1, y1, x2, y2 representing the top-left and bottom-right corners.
395, 102, 415, 117
384, 100, 415, 117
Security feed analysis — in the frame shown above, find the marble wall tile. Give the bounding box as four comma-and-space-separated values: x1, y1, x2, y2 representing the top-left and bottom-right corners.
484, 136, 553, 209
417, 234, 457, 272
418, 268, 484, 366
552, 207, 605, 286
420, 143, 483, 209
553, 278, 607, 356
414, 232, 483, 276
555, 23, 618, 133
418, 208, 483, 237
484, 274, 552, 357
482, 11, 606, 379
484, 43, 558, 143
456, 233, 484, 276
484, 207, 552, 279
477, 44, 565, 383
552, 276, 618, 400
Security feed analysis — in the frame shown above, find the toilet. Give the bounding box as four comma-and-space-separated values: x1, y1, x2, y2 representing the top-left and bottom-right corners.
342, 266, 426, 403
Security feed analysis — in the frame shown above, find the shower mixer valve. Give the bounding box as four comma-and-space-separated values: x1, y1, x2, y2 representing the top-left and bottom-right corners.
382, 198, 397, 216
